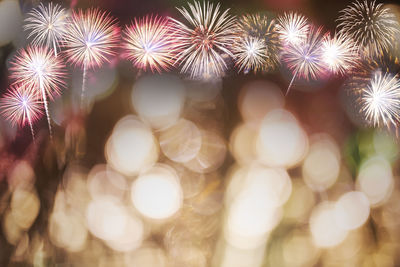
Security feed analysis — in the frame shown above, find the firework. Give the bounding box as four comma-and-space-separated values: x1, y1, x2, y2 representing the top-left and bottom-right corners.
10, 46, 66, 137
321, 32, 359, 75
0, 84, 43, 141
232, 36, 267, 73
361, 71, 400, 128
63, 8, 119, 103
122, 16, 176, 72
281, 26, 326, 95
170, 1, 237, 79
237, 14, 281, 71
337, 0, 400, 57
24, 3, 69, 57
276, 12, 309, 45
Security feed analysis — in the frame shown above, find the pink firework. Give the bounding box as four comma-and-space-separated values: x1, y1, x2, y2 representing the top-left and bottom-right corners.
281, 26, 326, 95
9, 46, 66, 137
122, 15, 177, 73
63, 8, 119, 104
0, 84, 43, 141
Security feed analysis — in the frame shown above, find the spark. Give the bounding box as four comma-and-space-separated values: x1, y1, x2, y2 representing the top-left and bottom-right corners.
321, 32, 359, 75
276, 12, 309, 45
63, 8, 119, 104
337, 0, 400, 57
9, 46, 66, 137
122, 15, 177, 72
281, 26, 326, 95
0, 84, 43, 141
24, 2, 69, 57
361, 71, 400, 128
237, 14, 281, 71
170, 1, 237, 79
232, 36, 267, 73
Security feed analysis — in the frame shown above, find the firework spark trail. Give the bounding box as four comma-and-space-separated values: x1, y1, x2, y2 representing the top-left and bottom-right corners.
276, 12, 309, 45
361, 71, 400, 128
9, 46, 66, 138
24, 2, 69, 57
237, 14, 281, 71
63, 8, 119, 105
170, 1, 237, 79
321, 32, 358, 75
281, 26, 326, 95
337, 0, 400, 57
0, 84, 43, 141
123, 16, 177, 72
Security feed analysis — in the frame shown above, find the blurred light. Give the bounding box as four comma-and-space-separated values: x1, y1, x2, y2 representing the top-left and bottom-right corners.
184, 130, 227, 173
131, 74, 185, 130
86, 197, 143, 251
106, 116, 158, 176
373, 131, 398, 162
0, 0, 22, 47
159, 119, 202, 163
334, 191, 370, 230
87, 164, 127, 202
125, 244, 167, 267
10, 188, 40, 230
309, 202, 348, 248
230, 123, 258, 165
8, 160, 35, 191
302, 134, 340, 191
186, 78, 222, 102
238, 81, 284, 127
218, 239, 266, 267
282, 230, 319, 267
356, 156, 394, 206
49, 202, 88, 252
257, 109, 308, 168
71, 65, 117, 107
284, 179, 316, 223
225, 165, 291, 249
170, 162, 205, 199
131, 164, 183, 220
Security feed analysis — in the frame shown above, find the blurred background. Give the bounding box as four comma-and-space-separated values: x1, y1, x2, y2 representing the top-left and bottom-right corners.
1, 0, 400, 266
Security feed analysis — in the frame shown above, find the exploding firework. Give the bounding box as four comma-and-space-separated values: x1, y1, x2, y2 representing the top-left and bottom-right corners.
321, 32, 359, 75
281, 26, 326, 95
122, 16, 177, 72
337, 0, 400, 57
232, 36, 267, 73
276, 12, 309, 45
361, 71, 400, 128
0, 84, 43, 140
9, 46, 66, 137
237, 14, 281, 71
63, 8, 119, 103
170, 1, 237, 79
24, 2, 69, 57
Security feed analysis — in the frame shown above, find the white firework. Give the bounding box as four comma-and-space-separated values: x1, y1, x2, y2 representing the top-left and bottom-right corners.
232, 36, 268, 73
276, 12, 309, 45
170, 1, 237, 79
362, 71, 400, 128
24, 2, 69, 57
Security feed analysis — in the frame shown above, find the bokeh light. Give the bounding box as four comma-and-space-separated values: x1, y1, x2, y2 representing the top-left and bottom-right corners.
131, 164, 183, 220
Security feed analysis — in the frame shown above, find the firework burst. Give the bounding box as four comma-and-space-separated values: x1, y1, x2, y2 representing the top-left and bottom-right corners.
24, 2, 69, 57
122, 15, 177, 72
361, 71, 400, 128
237, 14, 281, 71
10, 46, 66, 137
321, 32, 359, 75
281, 26, 326, 95
232, 36, 267, 73
170, 1, 237, 79
63, 8, 119, 103
0, 84, 43, 140
276, 12, 309, 45
337, 0, 400, 57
